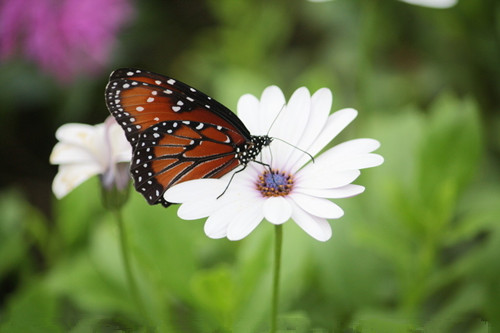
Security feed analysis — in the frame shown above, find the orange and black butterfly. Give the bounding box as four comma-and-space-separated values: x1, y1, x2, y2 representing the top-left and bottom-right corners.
105, 68, 272, 207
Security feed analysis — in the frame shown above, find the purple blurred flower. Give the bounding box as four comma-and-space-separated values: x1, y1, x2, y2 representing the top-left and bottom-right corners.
0, 0, 133, 82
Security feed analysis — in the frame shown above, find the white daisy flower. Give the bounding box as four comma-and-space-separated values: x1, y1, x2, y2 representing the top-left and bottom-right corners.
50, 116, 132, 199
164, 86, 383, 242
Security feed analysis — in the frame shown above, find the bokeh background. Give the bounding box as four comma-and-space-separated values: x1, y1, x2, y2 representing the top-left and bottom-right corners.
1, 0, 499, 331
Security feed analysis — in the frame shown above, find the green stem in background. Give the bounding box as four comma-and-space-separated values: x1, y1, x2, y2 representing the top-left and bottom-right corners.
113, 208, 147, 320
270, 224, 283, 333
356, 0, 378, 111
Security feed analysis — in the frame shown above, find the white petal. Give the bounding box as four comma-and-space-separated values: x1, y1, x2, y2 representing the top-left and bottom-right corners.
320, 153, 384, 172
203, 199, 264, 240
177, 198, 223, 220
55, 123, 101, 147
288, 88, 332, 171
50, 142, 97, 165
314, 138, 381, 164
227, 204, 265, 241
299, 138, 382, 177
272, 87, 310, 144
297, 169, 361, 189
53, 123, 107, 168
204, 209, 232, 239
164, 179, 227, 203
295, 184, 365, 198
306, 108, 358, 159
290, 201, 332, 241
273, 87, 311, 170
291, 193, 343, 219
108, 122, 132, 163
52, 164, 102, 199
263, 196, 292, 224
258, 86, 286, 135
399, 0, 457, 8
237, 93, 261, 134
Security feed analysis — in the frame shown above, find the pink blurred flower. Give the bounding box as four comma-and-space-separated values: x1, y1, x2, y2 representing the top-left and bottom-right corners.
0, 0, 133, 82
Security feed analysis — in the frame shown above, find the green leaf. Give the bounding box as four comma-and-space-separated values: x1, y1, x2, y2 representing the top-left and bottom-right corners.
53, 177, 103, 249
416, 94, 482, 231
0, 284, 63, 333
123, 192, 202, 302
0, 190, 49, 276
351, 310, 416, 333
190, 265, 236, 331
46, 220, 133, 315
0, 190, 30, 276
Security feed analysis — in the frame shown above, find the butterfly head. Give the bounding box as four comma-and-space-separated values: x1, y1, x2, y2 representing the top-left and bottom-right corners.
236, 135, 273, 165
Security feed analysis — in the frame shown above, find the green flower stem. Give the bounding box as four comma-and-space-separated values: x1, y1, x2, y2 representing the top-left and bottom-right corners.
356, 0, 378, 111
270, 224, 283, 333
114, 209, 147, 320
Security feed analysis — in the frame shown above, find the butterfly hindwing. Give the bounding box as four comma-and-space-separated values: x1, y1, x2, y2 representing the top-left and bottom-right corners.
130, 120, 242, 206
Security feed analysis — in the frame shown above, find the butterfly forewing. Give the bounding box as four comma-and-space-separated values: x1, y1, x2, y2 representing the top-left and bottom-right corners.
106, 69, 251, 145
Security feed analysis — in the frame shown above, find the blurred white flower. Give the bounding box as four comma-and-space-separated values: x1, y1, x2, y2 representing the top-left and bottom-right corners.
307, 0, 457, 8
398, 0, 457, 8
50, 116, 132, 199
165, 86, 383, 241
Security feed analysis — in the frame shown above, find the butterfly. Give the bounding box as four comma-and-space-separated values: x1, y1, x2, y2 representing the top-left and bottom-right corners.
105, 68, 272, 207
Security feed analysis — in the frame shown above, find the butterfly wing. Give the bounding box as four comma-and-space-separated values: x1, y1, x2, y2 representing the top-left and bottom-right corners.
132, 120, 242, 206
105, 68, 251, 206
105, 68, 251, 145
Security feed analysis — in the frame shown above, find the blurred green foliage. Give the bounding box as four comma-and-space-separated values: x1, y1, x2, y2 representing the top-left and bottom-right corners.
1, 0, 499, 332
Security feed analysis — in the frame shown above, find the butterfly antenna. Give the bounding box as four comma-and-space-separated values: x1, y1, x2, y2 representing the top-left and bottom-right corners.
217, 166, 246, 199
273, 137, 315, 164
266, 104, 287, 136
264, 104, 314, 163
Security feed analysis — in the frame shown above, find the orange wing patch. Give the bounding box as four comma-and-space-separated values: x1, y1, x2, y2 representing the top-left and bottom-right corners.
183, 141, 234, 158
153, 161, 195, 188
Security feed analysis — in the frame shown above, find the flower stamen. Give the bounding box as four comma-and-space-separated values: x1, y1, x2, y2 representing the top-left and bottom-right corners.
257, 169, 293, 197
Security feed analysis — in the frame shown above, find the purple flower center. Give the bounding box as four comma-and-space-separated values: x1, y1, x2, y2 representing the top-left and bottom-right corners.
257, 170, 293, 197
